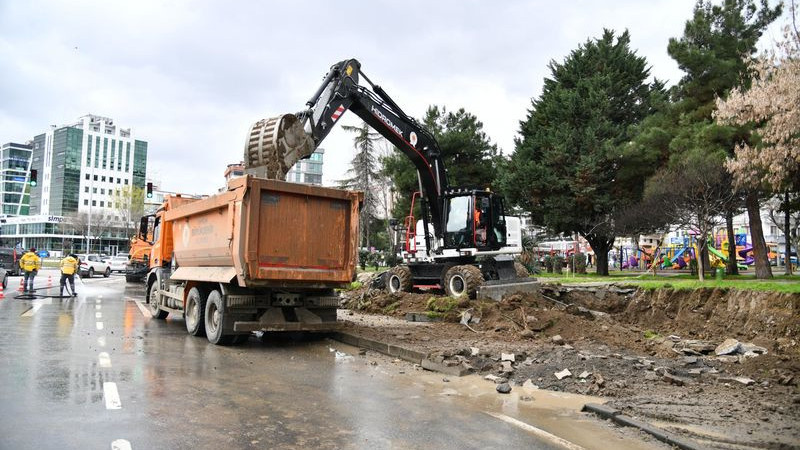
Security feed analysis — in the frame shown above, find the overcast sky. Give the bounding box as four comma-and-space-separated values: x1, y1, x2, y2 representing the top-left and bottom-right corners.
0, 1, 790, 197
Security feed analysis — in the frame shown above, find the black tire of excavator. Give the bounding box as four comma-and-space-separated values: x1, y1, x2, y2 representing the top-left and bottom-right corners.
444, 265, 484, 299
387, 265, 412, 293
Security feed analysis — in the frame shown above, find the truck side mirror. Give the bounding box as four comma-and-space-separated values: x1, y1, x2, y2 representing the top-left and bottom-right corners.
139, 216, 149, 240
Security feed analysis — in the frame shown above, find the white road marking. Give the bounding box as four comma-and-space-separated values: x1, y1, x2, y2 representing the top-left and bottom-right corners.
96, 322, 104, 330
484, 411, 585, 450
111, 439, 132, 450
98, 336, 106, 347
96, 304, 102, 310
21, 304, 43, 317
99, 352, 112, 368
103, 382, 122, 409
96, 312, 102, 319
134, 300, 152, 318
96, 299, 102, 304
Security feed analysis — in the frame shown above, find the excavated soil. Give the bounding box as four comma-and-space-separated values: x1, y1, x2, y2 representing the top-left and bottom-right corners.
339, 281, 800, 449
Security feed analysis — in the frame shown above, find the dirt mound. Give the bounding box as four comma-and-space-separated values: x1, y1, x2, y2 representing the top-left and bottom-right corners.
339, 283, 800, 448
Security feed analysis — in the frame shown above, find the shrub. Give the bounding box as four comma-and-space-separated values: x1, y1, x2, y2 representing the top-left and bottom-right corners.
552, 255, 564, 274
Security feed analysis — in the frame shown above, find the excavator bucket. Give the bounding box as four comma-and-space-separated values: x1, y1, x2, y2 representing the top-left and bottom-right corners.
243, 114, 315, 179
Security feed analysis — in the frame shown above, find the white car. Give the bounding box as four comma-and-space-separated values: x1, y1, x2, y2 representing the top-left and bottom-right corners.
108, 255, 129, 273
77, 254, 111, 278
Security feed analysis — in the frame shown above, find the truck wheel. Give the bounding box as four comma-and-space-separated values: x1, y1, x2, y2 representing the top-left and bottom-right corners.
205, 290, 234, 345
444, 265, 484, 299
185, 287, 207, 337
104, 267, 111, 278
88, 267, 94, 278
148, 282, 169, 320
386, 265, 412, 293
514, 262, 530, 279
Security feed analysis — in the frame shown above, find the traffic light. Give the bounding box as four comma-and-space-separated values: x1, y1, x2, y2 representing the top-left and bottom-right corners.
29, 169, 38, 187
146, 182, 153, 198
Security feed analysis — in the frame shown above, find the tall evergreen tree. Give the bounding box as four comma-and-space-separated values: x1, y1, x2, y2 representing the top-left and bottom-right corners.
666, 0, 782, 279
339, 122, 382, 249
501, 29, 661, 275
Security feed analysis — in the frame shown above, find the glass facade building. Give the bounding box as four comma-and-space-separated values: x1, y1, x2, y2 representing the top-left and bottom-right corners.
285, 148, 324, 185
0, 142, 32, 216
1, 115, 148, 254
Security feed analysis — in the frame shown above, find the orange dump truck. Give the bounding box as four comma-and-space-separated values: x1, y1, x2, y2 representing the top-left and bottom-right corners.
142, 175, 362, 345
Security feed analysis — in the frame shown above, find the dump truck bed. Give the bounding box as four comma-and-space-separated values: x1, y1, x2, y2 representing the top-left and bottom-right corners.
165, 176, 361, 288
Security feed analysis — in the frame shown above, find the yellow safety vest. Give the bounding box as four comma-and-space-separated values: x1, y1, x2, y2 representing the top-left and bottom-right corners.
19, 252, 41, 272
61, 256, 78, 275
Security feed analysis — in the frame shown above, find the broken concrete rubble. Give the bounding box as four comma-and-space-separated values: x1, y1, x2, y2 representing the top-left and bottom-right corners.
554, 368, 572, 380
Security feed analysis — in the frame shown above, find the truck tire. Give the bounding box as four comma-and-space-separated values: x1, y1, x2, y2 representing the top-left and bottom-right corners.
104, 267, 111, 278
148, 281, 169, 320
444, 265, 484, 299
514, 262, 530, 279
185, 287, 207, 337
205, 290, 234, 345
386, 265, 412, 293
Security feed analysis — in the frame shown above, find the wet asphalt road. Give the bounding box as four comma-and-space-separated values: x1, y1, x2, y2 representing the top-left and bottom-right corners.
0, 270, 663, 450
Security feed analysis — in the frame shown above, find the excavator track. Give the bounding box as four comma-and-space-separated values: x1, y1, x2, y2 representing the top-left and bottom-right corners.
243, 114, 315, 179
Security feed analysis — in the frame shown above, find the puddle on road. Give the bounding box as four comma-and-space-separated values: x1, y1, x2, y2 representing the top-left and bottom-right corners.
325, 341, 660, 450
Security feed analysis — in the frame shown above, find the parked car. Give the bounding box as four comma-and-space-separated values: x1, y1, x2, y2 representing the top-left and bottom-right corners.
77, 254, 111, 278
0, 248, 19, 276
0, 267, 7, 290
108, 255, 129, 273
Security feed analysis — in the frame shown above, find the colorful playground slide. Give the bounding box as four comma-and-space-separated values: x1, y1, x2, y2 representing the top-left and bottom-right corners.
708, 245, 748, 270
738, 245, 754, 265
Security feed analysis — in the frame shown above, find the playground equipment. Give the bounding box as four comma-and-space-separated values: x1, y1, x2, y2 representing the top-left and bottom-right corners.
708, 244, 748, 270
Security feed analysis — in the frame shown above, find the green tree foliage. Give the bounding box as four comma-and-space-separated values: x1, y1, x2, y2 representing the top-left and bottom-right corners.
501, 29, 661, 275
339, 122, 383, 249
381, 106, 499, 219
665, 0, 782, 279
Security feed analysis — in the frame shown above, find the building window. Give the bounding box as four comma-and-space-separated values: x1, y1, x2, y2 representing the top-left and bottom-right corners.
84, 187, 89, 193
84, 199, 88, 205
102, 176, 106, 182
92, 200, 96, 206
101, 188, 105, 195
85, 174, 90, 180
94, 175, 98, 181
100, 201, 104, 207
124, 179, 129, 185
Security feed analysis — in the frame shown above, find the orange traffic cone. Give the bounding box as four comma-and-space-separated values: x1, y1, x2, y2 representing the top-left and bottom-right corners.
47, 275, 53, 287
18, 278, 24, 292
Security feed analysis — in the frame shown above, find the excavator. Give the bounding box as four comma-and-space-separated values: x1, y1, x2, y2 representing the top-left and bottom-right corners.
244, 58, 527, 298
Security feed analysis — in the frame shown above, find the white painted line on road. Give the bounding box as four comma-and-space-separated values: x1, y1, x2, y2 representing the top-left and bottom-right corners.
97, 321, 104, 330
96, 304, 102, 310
96, 312, 103, 319
21, 304, 43, 317
134, 300, 152, 318
96, 299, 102, 304
103, 382, 122, 409
111, 439, 132, 450
99, 352, 112, 368
485, 411, 585, 450
98, 336, 106, 347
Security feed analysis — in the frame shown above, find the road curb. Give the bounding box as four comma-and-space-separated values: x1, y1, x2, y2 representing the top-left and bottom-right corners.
331, 331, 428, 364
582, 403, 702, 450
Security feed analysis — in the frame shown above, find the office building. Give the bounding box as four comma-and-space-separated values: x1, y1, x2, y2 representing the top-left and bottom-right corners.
0, 142, 33, 216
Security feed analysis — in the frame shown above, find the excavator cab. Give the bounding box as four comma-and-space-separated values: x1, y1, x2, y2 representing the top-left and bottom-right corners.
443, 190, 506, 251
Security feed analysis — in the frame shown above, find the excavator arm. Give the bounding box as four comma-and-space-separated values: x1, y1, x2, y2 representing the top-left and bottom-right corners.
244, 59, 448, 244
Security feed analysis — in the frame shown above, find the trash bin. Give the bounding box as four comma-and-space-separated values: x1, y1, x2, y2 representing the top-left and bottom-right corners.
715, 268, 724, 280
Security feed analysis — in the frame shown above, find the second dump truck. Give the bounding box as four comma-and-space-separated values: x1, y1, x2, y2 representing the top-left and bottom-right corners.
142, 175, 362, 345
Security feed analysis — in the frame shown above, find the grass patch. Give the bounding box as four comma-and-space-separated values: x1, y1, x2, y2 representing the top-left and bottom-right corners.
382, 301, 400, 314
426, 297, 460, 313
643, 330, 661, 339
342, 281, 362, 291
631, 279, 800, 293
